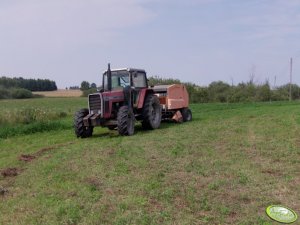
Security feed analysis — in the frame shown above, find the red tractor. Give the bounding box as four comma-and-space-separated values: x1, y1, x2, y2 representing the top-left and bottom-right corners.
74, 64, 162, 137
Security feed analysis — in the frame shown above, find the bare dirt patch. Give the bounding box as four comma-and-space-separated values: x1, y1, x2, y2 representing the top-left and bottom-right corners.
107, 148, 116, 156
36, 142, 74, 156
229, 211, 237, 218
261, 169, 282, 176
68, 191, 77, 197
1, 168, 20, 177
0, 186, 8, 196
295, 139, 300, 148
18, 142, 75, 162
148, 198, 164, 212
19, 154, 36, 162
85, 177, 103, 189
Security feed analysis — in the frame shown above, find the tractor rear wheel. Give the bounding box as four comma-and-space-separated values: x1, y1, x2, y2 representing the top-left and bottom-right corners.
117, 106, 135, 136
74, 108, 93, 138
142, 94, 162, 129
181, 108, 192, 122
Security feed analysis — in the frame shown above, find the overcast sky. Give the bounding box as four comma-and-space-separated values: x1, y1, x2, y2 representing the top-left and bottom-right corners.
1, 0, 300, 88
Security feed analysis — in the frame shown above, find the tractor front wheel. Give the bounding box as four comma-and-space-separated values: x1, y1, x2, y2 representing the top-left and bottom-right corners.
74, 108, 93, 138
142, 94, 162, 129
117, 106, 135, 136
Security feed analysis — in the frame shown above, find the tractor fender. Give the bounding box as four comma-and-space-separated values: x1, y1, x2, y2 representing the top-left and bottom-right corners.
137, 89, 154, 109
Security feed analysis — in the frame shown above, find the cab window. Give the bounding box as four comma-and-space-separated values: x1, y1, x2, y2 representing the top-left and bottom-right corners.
103, 71, 130, 91
132, 72, 147, 88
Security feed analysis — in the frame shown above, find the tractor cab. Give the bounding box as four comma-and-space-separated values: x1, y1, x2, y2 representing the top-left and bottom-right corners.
102, 68, 147, 90
102, 68, 148, 106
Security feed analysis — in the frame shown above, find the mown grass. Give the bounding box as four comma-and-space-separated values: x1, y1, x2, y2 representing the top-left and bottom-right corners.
0, 99, 300, 224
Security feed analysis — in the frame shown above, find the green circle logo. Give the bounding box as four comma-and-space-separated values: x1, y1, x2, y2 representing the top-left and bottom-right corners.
266, 205, 298, 223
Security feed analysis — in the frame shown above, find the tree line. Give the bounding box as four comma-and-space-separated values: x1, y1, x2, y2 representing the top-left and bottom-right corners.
2, 74, 299, 102
148, 76, 300, 103
0, 76, 57, 99
0, 76, 57, 91
80, 76, 300, 103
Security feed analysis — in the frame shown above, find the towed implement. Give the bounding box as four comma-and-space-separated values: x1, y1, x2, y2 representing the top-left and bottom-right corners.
74, 64, 192, 138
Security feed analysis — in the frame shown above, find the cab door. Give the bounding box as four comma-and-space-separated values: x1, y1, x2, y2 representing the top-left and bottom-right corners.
131, 71, 148, 107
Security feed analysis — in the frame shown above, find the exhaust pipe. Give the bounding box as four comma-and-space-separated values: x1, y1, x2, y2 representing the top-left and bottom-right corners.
107, 63, 112, 91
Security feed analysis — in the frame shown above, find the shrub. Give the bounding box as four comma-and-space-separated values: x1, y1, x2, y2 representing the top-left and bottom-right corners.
11, 88, 33, 99
0, 86, 33, 99
255, 83, 271, 102
81, 88, 97, 97
0, 86, 11, 99
207, 81, 231, 102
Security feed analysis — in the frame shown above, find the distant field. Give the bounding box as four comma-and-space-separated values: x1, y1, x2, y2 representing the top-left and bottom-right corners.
33, 89, 82, 97
0, 99, 300, 224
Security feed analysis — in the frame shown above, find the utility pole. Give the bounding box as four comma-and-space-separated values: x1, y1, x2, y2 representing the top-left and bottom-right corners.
289, 57, 293, 101
230, 76, 234, 86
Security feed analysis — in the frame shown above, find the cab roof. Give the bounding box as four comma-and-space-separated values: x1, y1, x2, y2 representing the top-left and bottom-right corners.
103, 68, 146, 74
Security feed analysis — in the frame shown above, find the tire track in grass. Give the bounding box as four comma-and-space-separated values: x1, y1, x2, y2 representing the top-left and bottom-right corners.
0, 141, 75, 196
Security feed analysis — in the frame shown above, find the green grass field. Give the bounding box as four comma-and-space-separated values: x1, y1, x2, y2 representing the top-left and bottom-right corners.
0, 98, 299, 224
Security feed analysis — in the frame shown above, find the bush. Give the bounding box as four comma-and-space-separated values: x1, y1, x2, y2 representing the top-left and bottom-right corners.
81, 88, 97, 97
0, 86, 11, 99
256, 83, 271, 102
11, 88, 33, 99
208, 81, 231, 102
0, 86, 34, 99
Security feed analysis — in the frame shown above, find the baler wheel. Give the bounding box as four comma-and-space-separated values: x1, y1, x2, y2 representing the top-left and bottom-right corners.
74, 108, 93, 138
117, 106, 135, 136
181, 108, 192, 122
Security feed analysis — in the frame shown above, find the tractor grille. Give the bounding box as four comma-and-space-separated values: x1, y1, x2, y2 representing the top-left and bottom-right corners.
89, 94, 102, 114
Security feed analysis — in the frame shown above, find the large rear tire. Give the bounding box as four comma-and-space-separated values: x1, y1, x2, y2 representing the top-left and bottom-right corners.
117, 106, 135, 136
181, 108, 192, 122
142, 94, 162, 129
74, 108, 93, 138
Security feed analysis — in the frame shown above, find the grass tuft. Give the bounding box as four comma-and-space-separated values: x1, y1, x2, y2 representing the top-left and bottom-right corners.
0, 119, 71, 139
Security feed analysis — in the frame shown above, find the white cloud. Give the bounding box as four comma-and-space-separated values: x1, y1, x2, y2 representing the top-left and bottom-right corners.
0, 0, 155, 49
